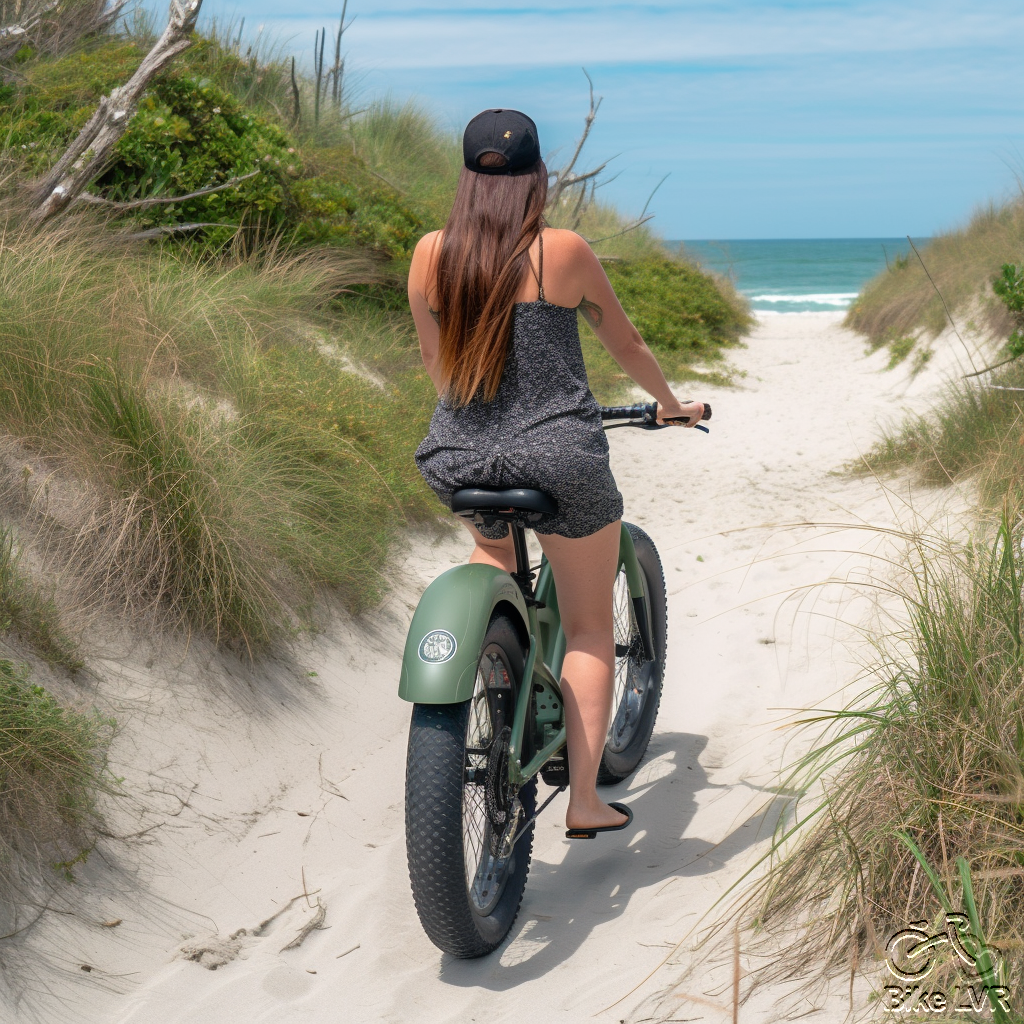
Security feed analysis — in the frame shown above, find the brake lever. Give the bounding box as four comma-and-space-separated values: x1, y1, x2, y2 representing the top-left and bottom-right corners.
646, 422, 710, 433
604, 421, 710, 433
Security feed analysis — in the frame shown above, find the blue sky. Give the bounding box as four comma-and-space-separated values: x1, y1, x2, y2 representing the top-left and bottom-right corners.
170, 1, 1023, 239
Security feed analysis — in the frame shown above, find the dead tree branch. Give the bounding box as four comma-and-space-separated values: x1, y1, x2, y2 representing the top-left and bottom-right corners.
76, 170, 260, 210
0, 0, 61, 60
0, 1, 128, 61
330, 0, 348, 108
547, 68, 603, 211
29, 0, 203, 223
313, 25, 325, 125
584, 173, 669, 245
118, 221, 235, 241
289, 56, 300, 126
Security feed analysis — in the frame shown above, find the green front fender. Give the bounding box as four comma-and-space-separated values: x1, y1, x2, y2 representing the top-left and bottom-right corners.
398, 564, 530, 704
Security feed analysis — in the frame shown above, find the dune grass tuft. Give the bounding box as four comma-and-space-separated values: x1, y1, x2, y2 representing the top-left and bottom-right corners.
0, 525, 81, 669
0, 216, 437, 652
857, 356, 1024, 511
847, 198, 1024, 347
731, 511, 1024, 1011
0, 657, 111, 879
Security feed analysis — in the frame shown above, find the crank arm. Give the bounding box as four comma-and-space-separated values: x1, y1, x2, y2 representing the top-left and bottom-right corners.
507, 782, 567, 850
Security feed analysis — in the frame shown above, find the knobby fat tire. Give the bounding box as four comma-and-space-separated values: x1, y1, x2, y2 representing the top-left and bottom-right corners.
597, 522, 668, 784
404, 614, 537, 958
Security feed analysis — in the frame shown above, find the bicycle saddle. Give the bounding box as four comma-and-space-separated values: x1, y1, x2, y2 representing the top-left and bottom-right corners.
451, 487, 557, 525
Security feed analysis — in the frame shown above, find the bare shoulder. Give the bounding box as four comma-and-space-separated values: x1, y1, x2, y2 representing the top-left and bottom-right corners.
541, 227, 593, 259
412, 230, 442, 263
409, 230, 443, 291
543, 228, 603, 281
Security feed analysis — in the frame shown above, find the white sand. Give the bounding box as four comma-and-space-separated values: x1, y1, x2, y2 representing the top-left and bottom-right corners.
1, 313, 982, 1023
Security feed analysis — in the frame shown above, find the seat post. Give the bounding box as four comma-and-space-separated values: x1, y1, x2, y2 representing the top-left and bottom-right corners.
509, 521, 534, 597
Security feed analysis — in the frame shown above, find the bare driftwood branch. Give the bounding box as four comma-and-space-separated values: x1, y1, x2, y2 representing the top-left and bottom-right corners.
584, 215, 655, 246
583, 173, 668, 245
90, 0, 128, 33
29, 0, 203, 222
76, 170, 260, 211
0, 0, 59, 59
279, 899, 326, 952
0, 0, 127, 61
548, 68, 602, 210
118, 220, 232, 241
289, 55, 300, 126
330, 0, 348, 108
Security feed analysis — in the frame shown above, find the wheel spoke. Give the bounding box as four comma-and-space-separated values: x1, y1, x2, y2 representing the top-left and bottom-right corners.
461, 646, 516, 915
608, 567, 651, 753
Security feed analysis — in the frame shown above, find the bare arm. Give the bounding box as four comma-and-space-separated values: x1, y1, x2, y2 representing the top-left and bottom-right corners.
408, 231, 444, 393
569, 235, 704, 425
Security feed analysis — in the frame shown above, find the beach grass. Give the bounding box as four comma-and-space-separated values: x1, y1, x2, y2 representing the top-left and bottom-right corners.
0, 657, 112, 880
846, 198, 1024, 347
0, 215, 437, 652
0, 526, 81, 670
857, 357, 1024, 510
729, 511, 1024, 1011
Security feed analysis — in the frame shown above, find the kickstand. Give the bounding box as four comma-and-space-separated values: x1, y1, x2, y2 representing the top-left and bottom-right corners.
509, 783, 567, 848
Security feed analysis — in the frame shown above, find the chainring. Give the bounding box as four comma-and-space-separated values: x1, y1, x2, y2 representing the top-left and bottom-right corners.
485, 725, 518, 857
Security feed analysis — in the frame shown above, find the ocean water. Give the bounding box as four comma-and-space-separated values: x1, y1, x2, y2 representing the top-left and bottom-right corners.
669, 238, 914, 314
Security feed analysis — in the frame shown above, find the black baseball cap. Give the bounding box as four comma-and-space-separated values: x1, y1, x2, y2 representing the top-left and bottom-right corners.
463, 109, 541, 175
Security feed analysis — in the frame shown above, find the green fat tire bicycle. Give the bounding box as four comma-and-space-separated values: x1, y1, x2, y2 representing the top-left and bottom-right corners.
401, 402, 708, 958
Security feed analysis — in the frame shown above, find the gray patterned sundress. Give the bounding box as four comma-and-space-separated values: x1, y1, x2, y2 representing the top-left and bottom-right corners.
415, 233, 624, 540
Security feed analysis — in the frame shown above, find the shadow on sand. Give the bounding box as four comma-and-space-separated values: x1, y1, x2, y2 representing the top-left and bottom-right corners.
435, 729, 788, 990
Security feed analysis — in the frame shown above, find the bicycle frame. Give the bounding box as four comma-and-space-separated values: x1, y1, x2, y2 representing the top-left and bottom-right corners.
398, 522, 652, 789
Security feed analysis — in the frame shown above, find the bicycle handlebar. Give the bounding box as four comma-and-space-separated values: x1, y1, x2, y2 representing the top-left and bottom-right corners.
600, 401, 712, 433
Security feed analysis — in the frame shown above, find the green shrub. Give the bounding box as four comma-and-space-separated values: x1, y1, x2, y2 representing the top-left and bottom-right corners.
1, 39, 427, 255
0, 657, 110, 875
289, 174, 422, 257
179, 32, 294, 116
0, 39, 144, 167
100, 73, 296, 242
602, 255, 751, 357
993, 263, 1024, 357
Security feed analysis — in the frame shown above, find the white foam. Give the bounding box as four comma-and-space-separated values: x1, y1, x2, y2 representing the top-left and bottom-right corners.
745, 292, 858, 307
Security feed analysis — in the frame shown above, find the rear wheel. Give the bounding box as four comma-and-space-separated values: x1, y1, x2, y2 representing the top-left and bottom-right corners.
405, 613, 536, 957
598, 522, 668, 784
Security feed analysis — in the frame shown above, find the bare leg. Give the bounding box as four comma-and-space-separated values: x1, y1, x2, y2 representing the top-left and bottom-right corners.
459, 520, 516, 573
536, 520, 628, 831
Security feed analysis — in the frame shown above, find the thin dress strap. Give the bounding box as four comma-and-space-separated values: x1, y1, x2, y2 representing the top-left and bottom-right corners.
537, 230, 545, 302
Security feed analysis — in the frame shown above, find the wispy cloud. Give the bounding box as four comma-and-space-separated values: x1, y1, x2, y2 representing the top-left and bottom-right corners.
183, 0, 1024, 236
242, 1, 1024, 69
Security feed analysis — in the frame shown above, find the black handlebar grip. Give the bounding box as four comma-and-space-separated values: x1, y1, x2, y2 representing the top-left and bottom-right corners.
599, 404, 647, 421
599, 401, 712, 425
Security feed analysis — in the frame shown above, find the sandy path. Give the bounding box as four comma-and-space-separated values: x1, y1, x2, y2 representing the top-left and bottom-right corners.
5, 313, 966, 1023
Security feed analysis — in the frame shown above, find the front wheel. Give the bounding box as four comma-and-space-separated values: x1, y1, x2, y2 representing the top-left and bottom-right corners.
405, 614, 536, 958
598, 522, 668, 784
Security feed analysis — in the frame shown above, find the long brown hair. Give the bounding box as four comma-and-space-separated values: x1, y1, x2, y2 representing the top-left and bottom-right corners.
433, 155, 548, 406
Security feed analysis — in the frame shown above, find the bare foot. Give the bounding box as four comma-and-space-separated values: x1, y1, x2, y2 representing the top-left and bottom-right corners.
565, 800, 629, 831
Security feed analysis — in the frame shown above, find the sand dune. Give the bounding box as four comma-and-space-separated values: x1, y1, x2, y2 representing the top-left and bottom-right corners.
2, 312, 977, 1023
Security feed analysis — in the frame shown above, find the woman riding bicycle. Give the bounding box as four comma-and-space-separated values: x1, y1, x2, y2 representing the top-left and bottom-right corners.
408, 108, 704, 836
